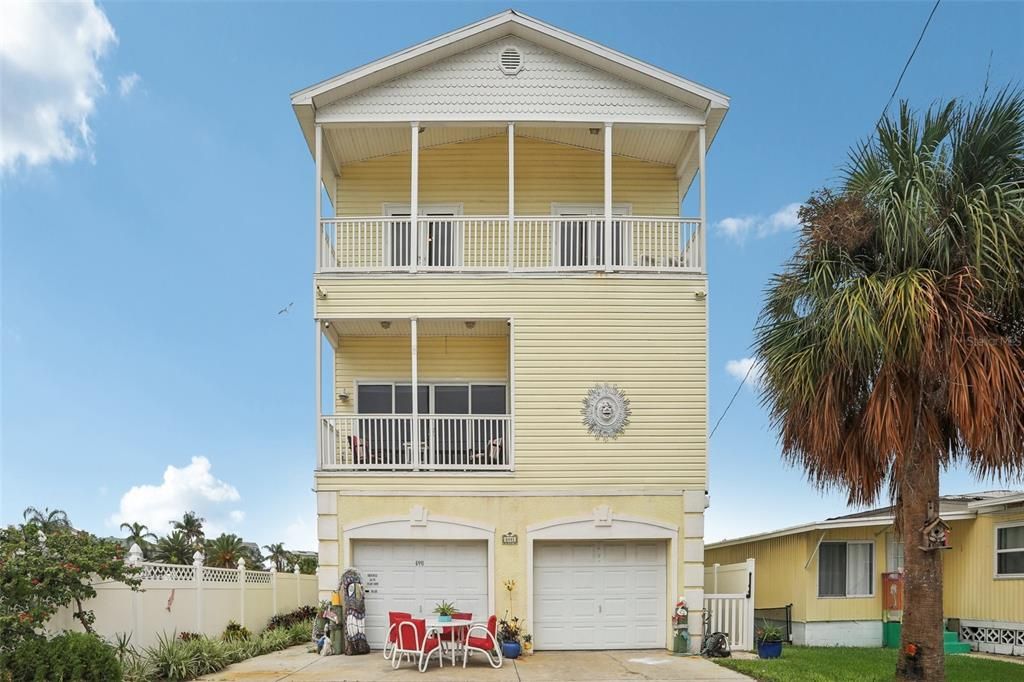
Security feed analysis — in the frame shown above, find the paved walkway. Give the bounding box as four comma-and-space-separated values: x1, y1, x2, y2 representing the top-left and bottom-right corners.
197, 645, 750, 681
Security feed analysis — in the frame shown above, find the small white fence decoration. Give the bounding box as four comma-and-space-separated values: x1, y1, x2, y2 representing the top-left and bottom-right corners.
703, 558, 755, 651
48, 546, 319, 647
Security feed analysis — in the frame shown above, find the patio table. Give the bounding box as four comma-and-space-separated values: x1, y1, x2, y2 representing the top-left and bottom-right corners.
424, 617, 476, 667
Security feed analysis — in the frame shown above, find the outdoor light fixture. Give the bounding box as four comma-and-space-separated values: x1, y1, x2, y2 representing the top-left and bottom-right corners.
380, 320, 392, 330
337, 390, 351, 402
464, 321, 477, 329
589, 127, 600, 135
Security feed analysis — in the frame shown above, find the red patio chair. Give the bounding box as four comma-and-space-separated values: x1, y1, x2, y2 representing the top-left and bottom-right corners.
392, 618, 442, 672
383, 611, 412, 660
463, 614, 502, 669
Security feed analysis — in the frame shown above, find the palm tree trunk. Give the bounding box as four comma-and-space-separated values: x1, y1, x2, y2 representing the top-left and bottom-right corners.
896, 452, 944, 681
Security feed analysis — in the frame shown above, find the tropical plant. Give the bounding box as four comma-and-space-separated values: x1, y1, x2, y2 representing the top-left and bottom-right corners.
497, 615, 522, 643
22, 506, 71, 532
204, 533, 247, 568
0, 631, 122, 681
222, 620, 251, 642
266, 604, 317, 630
263, 542, 291, 572
120, 521, 157, 557
756, 620, 784, 643
297, 554, 318, 575
169, 511, 205, 549
0, 519, 141, 643
153, 531, 193, 565
433, 600, 457, 617
755, 90, 1024, 681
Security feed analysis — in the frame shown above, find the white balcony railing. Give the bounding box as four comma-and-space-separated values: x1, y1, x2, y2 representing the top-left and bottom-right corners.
319, 414, 511, 472
318, 216, 704, 273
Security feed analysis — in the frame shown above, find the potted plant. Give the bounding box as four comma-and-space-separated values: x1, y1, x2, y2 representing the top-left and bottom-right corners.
756, 620, 783, 659
433, 600, 457, 623
522, 633, 533, 655
498, 615, 522, 659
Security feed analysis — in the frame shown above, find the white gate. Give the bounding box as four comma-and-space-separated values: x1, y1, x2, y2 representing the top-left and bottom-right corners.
703, 558, 755, 651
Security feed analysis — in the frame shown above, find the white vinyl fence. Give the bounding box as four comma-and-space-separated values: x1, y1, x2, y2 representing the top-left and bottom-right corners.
48, 550, 319, 647
704, 558, 755, 651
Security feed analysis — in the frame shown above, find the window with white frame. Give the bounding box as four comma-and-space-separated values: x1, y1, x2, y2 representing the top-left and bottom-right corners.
886, 533, 905, 572
996, 523, 1024, 577
818, 541, 874, 597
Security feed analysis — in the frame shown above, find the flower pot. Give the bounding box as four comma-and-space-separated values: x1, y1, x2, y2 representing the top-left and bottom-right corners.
437, 614, 452, 622
757, 640, 783, 659
501, 641, 521, 659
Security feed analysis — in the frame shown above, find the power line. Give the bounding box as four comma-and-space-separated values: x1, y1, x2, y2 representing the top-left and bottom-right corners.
709, 360, 757, 439
878, 0, 942, 123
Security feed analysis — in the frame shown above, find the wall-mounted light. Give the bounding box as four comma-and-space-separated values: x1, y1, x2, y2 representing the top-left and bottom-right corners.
695, 291, 707, 300
316, 286, 327, 300
337, 390, 351, 402
464, 321, 476, 330
589, 128, 600, 135
380, 320, 392, 330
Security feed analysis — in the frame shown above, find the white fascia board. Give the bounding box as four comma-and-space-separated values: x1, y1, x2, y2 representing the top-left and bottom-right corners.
705, 512, 978, 550
314, 112, 707, 126
969, 493, 1024, 510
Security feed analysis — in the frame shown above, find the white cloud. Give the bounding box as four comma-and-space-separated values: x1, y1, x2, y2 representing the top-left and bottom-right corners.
0, 1, 116, 171
280, 516, 317, 553
118, 72, 141, 97
716, 202, 802, 243
108, 457, 245, 537
726, 356, 764, 389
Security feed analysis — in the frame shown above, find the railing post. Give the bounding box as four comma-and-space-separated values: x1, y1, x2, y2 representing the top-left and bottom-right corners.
410, 122, 419, 273
411, 316, 419, 468
238, 557, 246, 628
315, 123, 323, 271
698, 124, 707, 272
315, 321, 322, 470
127, 544, 144, 641
507, 122, 515, 272
270, 565, 278, 615
193, 551, 204, 635
604, 122, 613, 272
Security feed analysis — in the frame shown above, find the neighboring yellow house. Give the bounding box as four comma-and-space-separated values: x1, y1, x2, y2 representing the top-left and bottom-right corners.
290, 10, 728, 651
706, 491, 1024, 656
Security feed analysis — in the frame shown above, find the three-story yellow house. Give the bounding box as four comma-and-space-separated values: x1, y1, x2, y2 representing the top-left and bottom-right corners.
291, 10, 729, 652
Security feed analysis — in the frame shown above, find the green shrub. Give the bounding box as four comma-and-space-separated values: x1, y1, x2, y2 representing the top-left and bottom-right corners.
143, 632, 199, 681
221, 620, 251, 642
0, 631, 122, 682
184, 637, 231, 676
265, 605, 317, 631
119, 651, 155, 682
285, 621, 313, 646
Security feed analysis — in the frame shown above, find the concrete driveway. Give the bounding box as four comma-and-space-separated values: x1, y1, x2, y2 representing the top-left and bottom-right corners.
197, 645, 749, 681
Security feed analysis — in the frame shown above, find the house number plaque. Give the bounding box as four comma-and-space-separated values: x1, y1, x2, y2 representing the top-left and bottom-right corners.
502, 532, 518, 545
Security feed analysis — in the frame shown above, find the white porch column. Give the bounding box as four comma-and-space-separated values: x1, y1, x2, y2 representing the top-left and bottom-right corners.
315, 321, 322, 469
603, 122, 613, 272
507, 122, 515, 272
315, 124, 323, 270
410, 317, 419, 467
698, 124, 707, 271
410, 122, 420, 273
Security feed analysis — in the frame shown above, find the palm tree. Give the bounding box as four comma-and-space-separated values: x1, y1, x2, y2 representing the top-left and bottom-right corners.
169, 511, 205, 549
756, 91, 1024, 681
153, 531, 193, 565
204, 533, 247, 568
120, 522, 157, 556
262, 542, 291, 572
22, 506, 71, 532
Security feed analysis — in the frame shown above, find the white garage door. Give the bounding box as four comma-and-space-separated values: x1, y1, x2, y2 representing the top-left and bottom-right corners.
534, 541, 666, 649
353, 540, 488, 648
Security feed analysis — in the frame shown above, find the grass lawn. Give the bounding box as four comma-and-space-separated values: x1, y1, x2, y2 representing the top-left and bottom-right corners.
713, 647, 1024, 682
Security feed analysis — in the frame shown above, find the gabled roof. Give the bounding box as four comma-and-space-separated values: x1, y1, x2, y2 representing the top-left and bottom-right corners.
706, 490, 1023, 550
291, 10, 728, 112
291, 9, 729, 179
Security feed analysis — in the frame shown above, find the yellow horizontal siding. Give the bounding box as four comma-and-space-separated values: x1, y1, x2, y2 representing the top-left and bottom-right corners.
706, 533, 810, 622
335, 336, 509, 414
944, 511, 1024, 623
316, 276, 706, 491
336, 134, 679, 216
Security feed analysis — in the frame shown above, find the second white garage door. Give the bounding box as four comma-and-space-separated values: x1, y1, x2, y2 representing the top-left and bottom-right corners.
534, 541, 667, 649
353, 540, 488, 648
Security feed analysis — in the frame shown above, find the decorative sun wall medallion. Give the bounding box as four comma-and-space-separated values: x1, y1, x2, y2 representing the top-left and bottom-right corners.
581, 383, 631, 440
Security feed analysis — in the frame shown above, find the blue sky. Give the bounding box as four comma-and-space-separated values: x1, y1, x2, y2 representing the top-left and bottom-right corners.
2, 1, 1022, 551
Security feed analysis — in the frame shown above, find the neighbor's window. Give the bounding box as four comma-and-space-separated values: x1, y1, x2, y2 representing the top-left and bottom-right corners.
818, 541, 874, 597
996, 523, 1024, 577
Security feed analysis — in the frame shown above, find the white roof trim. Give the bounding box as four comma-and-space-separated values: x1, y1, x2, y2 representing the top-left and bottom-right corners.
291, 10, 729, 111
968, 492, 1024, 509
706, 511, 978, 550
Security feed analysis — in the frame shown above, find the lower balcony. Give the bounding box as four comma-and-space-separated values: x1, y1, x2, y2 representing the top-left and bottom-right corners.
319, 413, 511, 472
